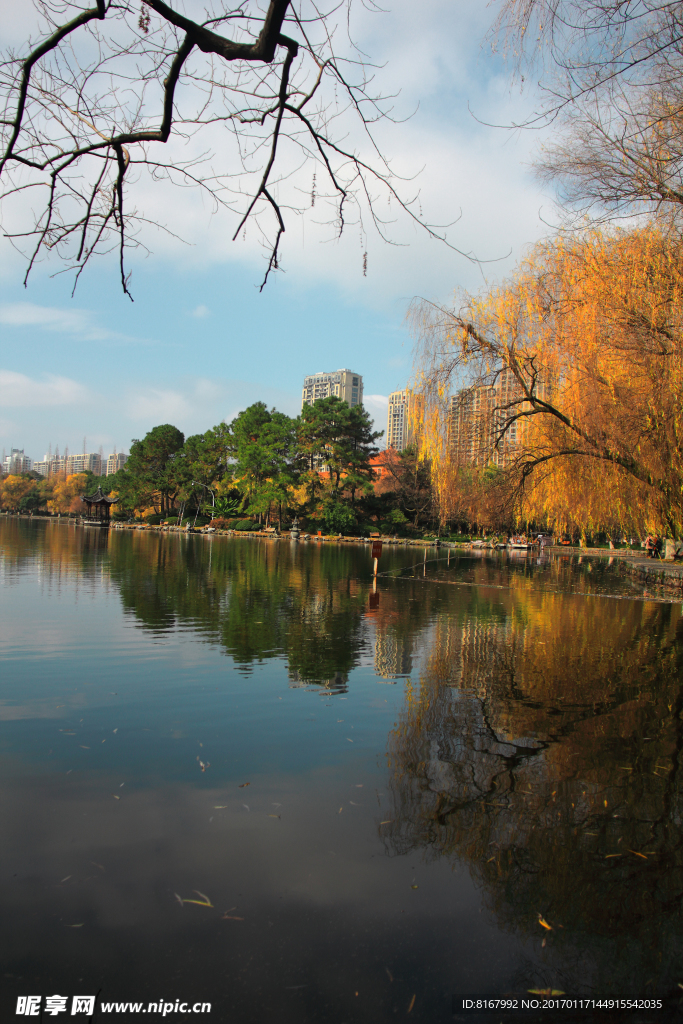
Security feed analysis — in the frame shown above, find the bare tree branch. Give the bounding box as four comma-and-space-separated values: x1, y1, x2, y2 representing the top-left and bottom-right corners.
0, 0, 466, 294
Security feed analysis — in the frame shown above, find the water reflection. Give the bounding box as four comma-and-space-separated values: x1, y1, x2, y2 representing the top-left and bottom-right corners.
3, 518, 683, 1014
385, 590, 683, 996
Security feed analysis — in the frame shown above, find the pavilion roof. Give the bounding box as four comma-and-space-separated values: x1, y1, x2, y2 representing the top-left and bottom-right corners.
81, 487, 118, 506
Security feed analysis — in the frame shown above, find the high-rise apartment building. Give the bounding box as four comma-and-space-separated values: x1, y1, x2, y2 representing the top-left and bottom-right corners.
34, 450, 115, 477
385, 389, 423, 450
66, 452, 102, 475
2, 448, 33, 474
301, 369, 363, 410
106, 452, 128, 475
34, 454, 66, 477
448, 367, 546, 468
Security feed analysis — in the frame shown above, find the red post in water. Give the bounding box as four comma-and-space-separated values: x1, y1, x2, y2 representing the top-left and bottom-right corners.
371, 540, 382, 576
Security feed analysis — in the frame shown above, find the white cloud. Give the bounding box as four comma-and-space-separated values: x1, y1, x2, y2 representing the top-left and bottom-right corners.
0, 303, 153, 345
0, 370, 91, 407
125, 388, 192, 424
0, 0, 550, 307
363, 394, 389, 437
123, 376, 300, 434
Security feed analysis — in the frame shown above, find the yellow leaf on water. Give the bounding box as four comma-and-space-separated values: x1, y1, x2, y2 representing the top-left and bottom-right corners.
222, 914, 244, 921
380, 820, 393, 825
628, 849, 648, 859
79, 745, 90, 749
113, 795, 120, 800
538, 916, 553, 930
605, 853, 622, 858
69, 923, 84, 928
408, 994, 416, 1013
214, 806, 227, 809
411, 885, 419, 889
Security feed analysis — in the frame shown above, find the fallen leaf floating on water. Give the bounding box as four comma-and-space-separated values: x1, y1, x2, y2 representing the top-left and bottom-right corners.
355, 784, 364, 788
411, 885, 419, 890
529, 989, 565, 997
338, 807, 343, 814
196, 758, 210, 772
628, 849, 648, 859
178, 890, 213, 908
222, 914, 244, 921
538, 916, 553, 931
349, 801, 360, 806
605, 854, 622, 858
69, 923, 84, 928
268, 814, 281, 819
214, 805, 227, 809
112, 729, 118, 733
238, 783, 250, 788
385, 969, 393, 983
113, 795, 120, 800
60, 876, 71, 883
380, 820, 393, 825
243, 804, 250, 812
79, 746, 90, 750
408, 994, 416, 1013
346, 738, 354, 743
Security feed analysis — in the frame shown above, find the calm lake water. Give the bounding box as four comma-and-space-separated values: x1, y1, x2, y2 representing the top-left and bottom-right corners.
2, 517, 683, 1023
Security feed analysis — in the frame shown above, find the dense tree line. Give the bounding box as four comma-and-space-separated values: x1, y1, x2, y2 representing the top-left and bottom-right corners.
0, 398, 438, 536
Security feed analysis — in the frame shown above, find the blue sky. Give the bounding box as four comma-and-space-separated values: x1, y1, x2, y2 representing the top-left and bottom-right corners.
0, 0, 552, 462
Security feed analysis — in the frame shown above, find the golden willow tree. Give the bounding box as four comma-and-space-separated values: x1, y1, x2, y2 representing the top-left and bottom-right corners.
411, 223, 683, 538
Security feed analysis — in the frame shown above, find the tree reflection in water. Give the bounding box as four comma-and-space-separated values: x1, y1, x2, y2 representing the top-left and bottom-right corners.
8, 519, 683, 995
385, 590, 683, 996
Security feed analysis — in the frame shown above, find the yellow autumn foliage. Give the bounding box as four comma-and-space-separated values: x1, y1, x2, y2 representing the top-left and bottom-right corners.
411, 224, 683, 536
47, 473, 89, 514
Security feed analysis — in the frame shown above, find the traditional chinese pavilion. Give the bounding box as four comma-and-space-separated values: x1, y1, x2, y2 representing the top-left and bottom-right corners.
81, 487, 118, 526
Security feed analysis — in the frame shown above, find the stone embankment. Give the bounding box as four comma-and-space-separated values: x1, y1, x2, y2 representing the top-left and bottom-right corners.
109, 522, 445, 547
543, 543, 683, 593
